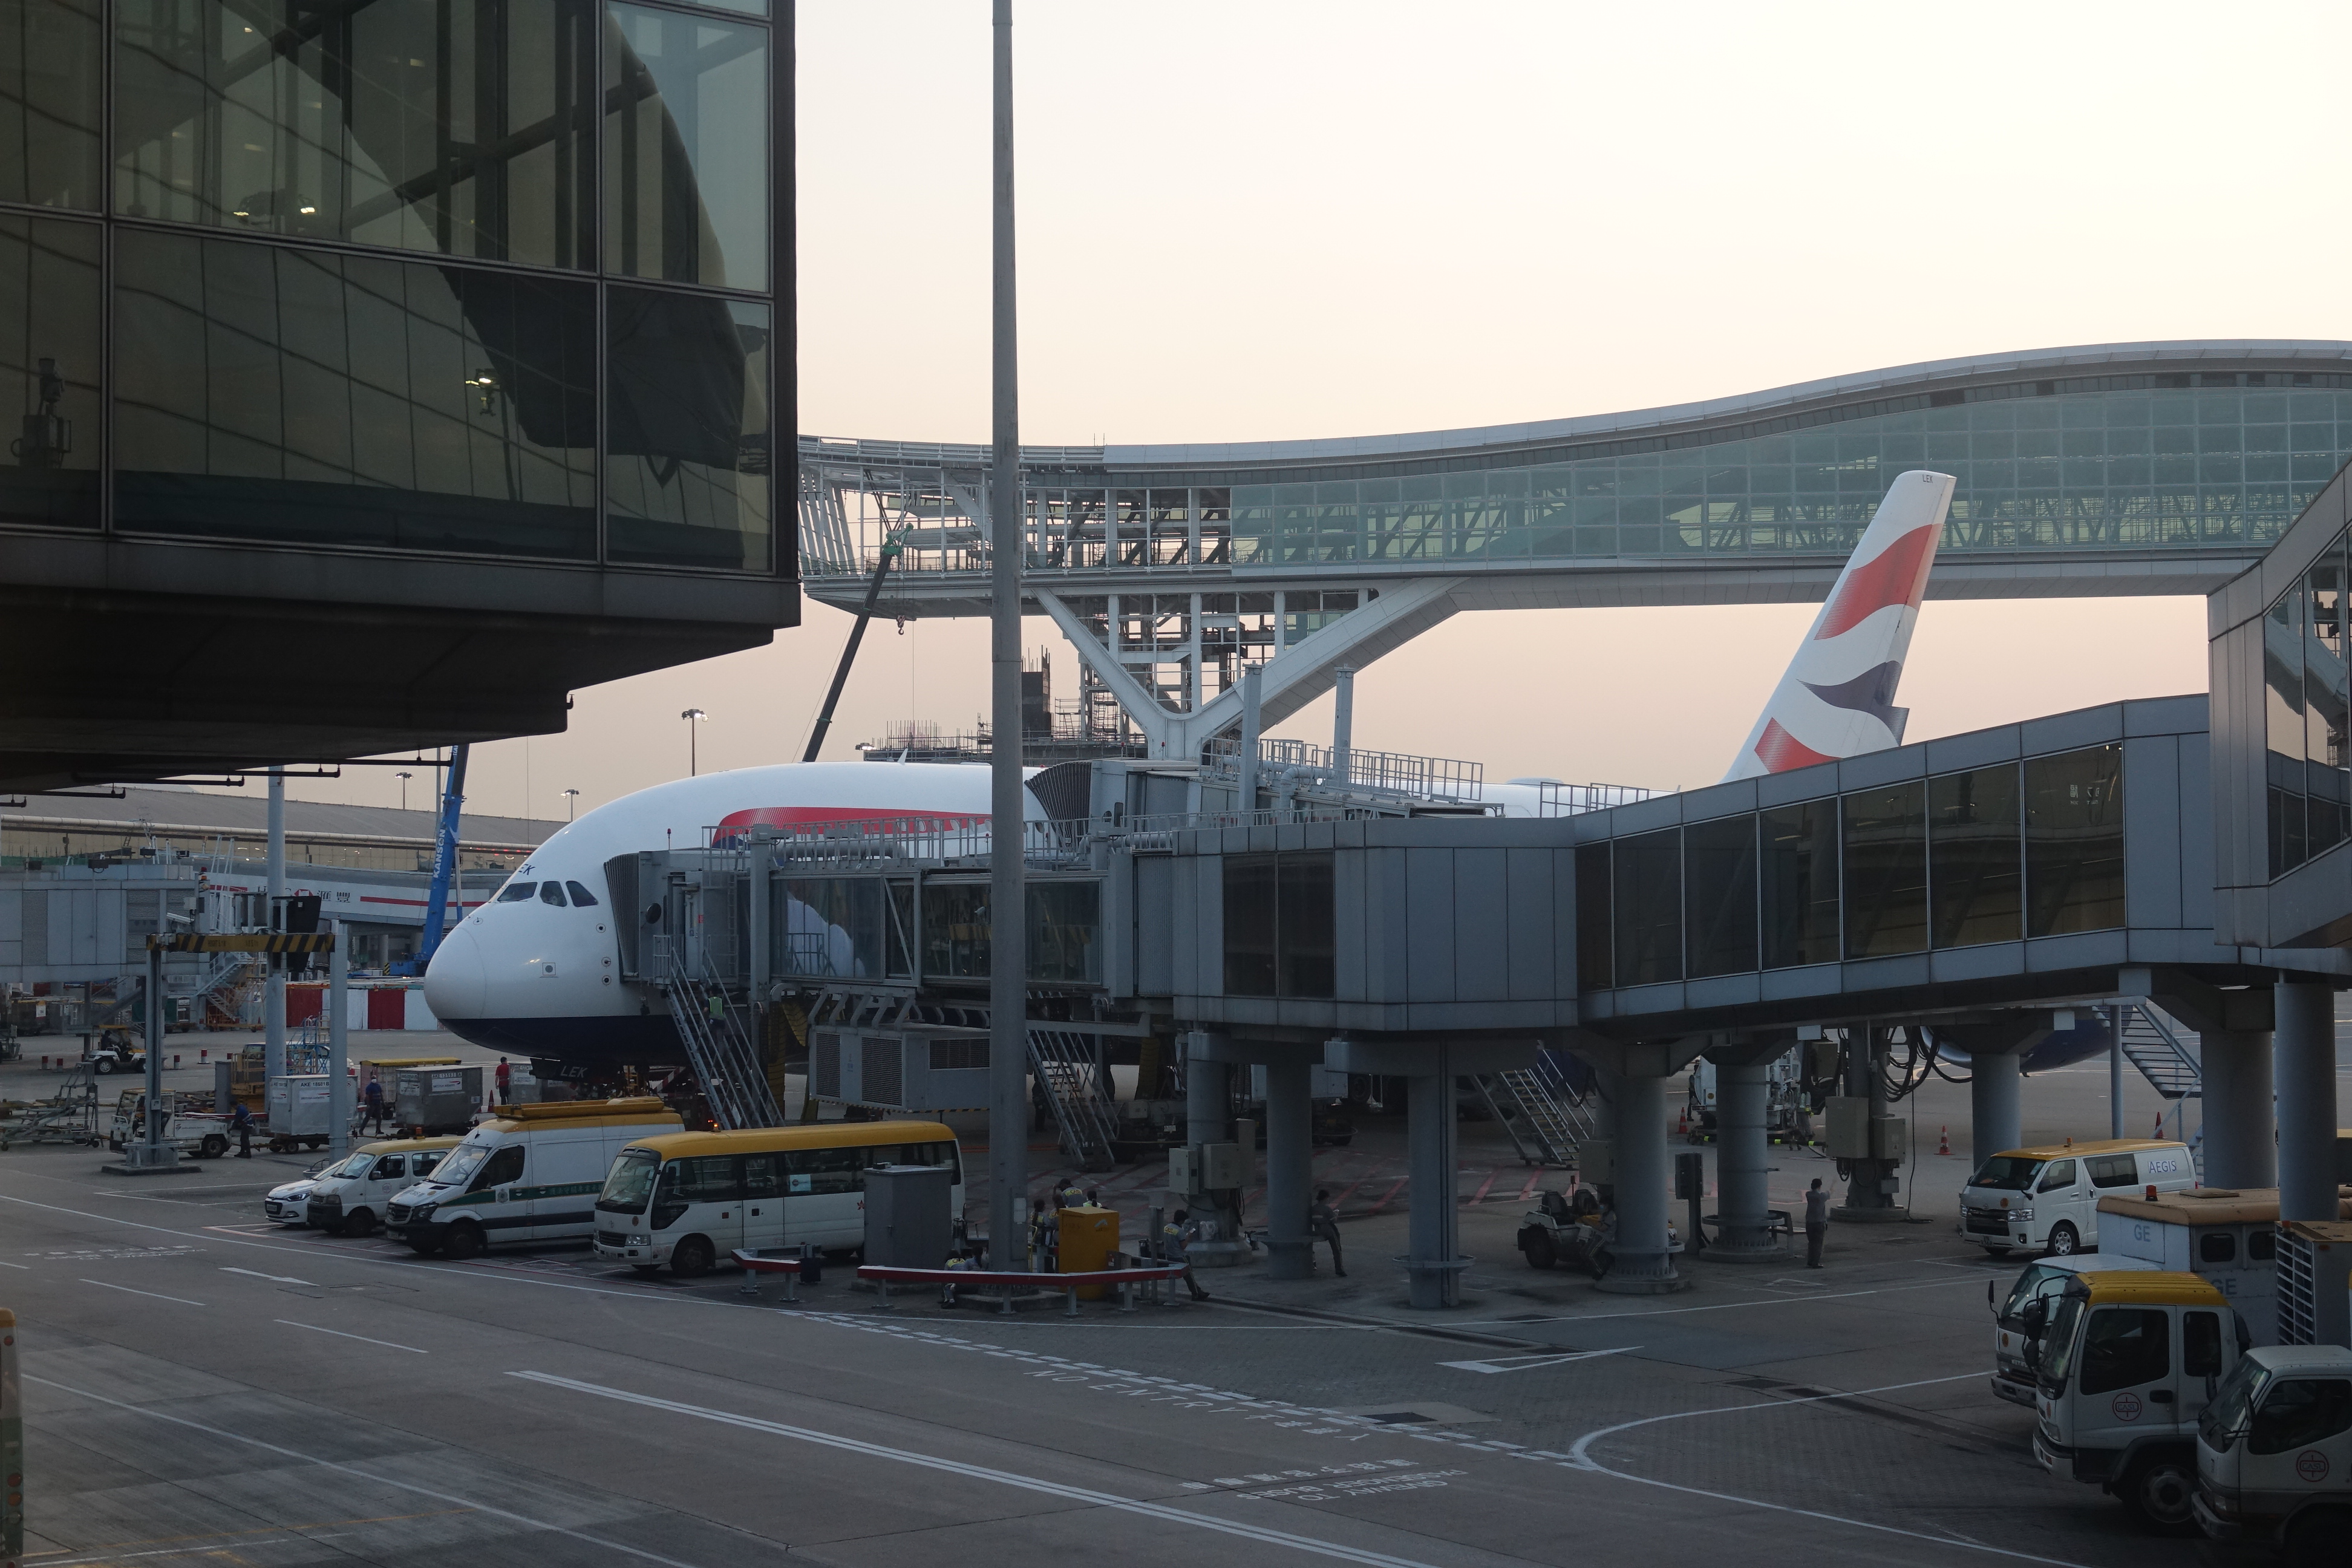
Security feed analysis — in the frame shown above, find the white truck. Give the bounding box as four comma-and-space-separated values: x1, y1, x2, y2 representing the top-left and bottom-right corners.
1989, 1253, 2156, 1406
2193, 1344, 2352, 1565
106, 1090, 229, 1160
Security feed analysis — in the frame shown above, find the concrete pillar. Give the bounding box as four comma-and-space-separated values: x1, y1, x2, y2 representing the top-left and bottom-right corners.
1840, 1025, 1898, 1214
1596, 1070, 1679, 1292
328, 921, 350, 1157
1405, 1065, 1460, 1307
1970, 1051, 2023, 1175
1710, 1059, 1779, 1261
1183, 1039, 1244, 1266
1263, 1058, 1312, 1279
2274, 982, 2340, 1223
2199, 1030, 2275, 1191
264, 766, 286, 1084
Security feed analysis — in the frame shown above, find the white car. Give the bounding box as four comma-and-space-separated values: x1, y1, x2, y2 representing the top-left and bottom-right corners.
303, 1138, 460, 1237
261, 1155, 338, 1227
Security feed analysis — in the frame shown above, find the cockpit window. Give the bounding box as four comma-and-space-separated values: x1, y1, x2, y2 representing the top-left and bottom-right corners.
539, 882, 568, 906
566, 881, 599, 907
496, 882, 537, 903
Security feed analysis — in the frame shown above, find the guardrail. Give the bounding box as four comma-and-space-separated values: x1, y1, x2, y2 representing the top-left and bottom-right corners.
857, 1264, 1192, 1315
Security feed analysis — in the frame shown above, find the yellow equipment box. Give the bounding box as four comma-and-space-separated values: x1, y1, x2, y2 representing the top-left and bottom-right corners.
1058, 1205, 1120, 1298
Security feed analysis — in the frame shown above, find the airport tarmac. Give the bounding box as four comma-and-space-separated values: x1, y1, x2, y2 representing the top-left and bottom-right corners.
7, 1027, 2348, 1567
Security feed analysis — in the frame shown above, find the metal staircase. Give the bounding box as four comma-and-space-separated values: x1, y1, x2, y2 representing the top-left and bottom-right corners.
2111, 1002, 2202, 1101
197, 955, 263, 1030
1027, 1028, 1117, 1171
663, 964, 786, 1130
1481, 1050, 1597, 1166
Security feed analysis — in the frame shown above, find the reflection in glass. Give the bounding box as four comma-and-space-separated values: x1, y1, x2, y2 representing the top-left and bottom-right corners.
1028, 881, 1101, 986
1760, 800, 1839, 968
606, 286, 769, 568
2025, 745, 2125, 936
1, 0, 102, 209
0, 212, 100, 526
1842, 782, 1927, 958
2304, 552, 2348, 858
921, 881, 990, 980
1573, 841, 1612, 990
604, 1, 767, 290
1277, 853, 1335, 998
1613, 829, 1682, 987
1223, 854, 1276, 996
1929, 764, 2022, 947
1684, 814, 1757, 978
112, 229, 596, 557
114, 0, 596, 268
777, 877, 880, 978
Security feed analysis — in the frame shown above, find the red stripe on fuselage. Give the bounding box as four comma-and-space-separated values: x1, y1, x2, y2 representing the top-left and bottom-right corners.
1814, 523, 1936, 640
1754, 718, 1837, 773
715, 806, 985, 832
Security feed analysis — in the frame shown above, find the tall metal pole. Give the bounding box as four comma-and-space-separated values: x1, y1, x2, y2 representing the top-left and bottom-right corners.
1331, 664, 1354, 788
264, 766, 286, 1084
141, 939, 167, 1165
986, 0, 1027, 1273
2108, 1007, 2124, 1139
328, 920, 350, 1157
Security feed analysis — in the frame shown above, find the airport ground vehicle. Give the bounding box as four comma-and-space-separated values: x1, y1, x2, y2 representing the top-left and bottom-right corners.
263, 1156, 340, 1226
384, 1097, 681, 1259
2193, 1344, 2352, 1564
594, 1119, 962, 1277
82, 1034, 145, 1076
2030, 1270, 2247, 1532
304, 1138, 460, 1236
1990, 1253, 2157, 1405
1963, 1139, 2197, 1257
105, 1090, 227, 1159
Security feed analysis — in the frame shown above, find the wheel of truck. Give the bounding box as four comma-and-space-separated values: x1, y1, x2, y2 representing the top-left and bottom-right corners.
93, 1057, 113, 1075
407, 1237, 442, 1256
2284, 1506, 2352, 1568
670, 1235, 715, 1278
1523, 1229, 1558, 1270
438, 1223, 485, 1261
305, 1137, 327, 1151
2045, 1223, 2080, 1257
342, 1209, 375, 1238
2117, 1448, 2197, 1534
200, 1134, 228, 1159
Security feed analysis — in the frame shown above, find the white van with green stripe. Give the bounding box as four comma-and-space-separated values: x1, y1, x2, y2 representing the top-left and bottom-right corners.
386, 1097, 682, 1259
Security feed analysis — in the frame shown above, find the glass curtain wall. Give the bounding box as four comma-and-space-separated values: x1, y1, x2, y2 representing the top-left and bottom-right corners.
1841, 784, 1927, 958
1683, 814, 1757, 977
2024, 744, 2125, 935
1220, 852, 1333, 998
2266, 526, 2352, 877
1612, 828, 1682, 987
1929, 764, 2022, 946
0, 0, 102, 209
0, 212, 100, 526
1759, 800, 1839, 968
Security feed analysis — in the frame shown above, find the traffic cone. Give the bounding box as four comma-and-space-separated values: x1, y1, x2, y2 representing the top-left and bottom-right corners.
1676, 1108, 1688, 1136
1937, 1125, 1950, 1156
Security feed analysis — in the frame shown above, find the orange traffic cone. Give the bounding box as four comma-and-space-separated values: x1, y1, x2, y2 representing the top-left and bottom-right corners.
1938, 1125, 1950, 1156
1676, 1108, 1688, 1136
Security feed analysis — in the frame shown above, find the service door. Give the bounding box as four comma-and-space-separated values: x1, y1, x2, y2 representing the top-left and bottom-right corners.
2073, 1304, 2180, 1451
2177, 1307, 2226, 1428
742, 1152, 784, 1252
525, 1134, 596, 1240
2237, 1375, 2352, 1504
2035, 1158, 2081, 1249
673, 1154, 745, 1256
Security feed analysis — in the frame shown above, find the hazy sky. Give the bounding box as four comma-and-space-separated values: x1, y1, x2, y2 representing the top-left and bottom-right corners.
276, 1, 2336, 818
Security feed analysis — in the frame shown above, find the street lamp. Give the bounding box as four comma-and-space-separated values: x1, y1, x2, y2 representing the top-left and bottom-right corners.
396, 770, 413, 810
563, 788, 580, 822
681, 708, 707, 776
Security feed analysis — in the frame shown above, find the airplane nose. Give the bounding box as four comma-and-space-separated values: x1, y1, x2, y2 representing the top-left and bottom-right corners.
422, 927, 489, 1019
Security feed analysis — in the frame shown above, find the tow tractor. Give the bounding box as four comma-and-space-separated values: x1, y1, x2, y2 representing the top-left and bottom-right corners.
2194, 1343, 2352, 1564
105, 1089, 229, 1159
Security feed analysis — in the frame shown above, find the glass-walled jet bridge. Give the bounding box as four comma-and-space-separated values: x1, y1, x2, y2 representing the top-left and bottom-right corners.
799, 341, 2352, 760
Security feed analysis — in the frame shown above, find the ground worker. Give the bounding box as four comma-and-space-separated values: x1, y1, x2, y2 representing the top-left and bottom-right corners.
1162, 1209, 1212, 1301
362, 1075, 387, 1133
495, 1057, 512, 1102
230, 1099, 254, 1158
1805, 1176, 1830, 1267
1309, 1188, 1345, 1276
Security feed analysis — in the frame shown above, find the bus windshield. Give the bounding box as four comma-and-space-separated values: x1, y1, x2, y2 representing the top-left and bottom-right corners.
599, 1148, 661, 1214
1970, 1156, 2045, 1191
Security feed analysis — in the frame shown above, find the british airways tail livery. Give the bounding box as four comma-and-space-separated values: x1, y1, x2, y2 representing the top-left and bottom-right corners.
1721, 469, 1956, 783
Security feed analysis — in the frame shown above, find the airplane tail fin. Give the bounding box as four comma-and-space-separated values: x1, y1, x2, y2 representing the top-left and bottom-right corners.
1722, 469, 1956, 783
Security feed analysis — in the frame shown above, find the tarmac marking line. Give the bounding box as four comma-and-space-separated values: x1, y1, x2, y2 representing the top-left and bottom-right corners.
24, 1509, 472, 1558
1565, 1371, 2089, 1567
511, 1371, 1448, 1568
27, 1375, 707, 1568
222, 1267, 314, 1285
1439, 1347, 1639, 1375
79, 1278, 204, 1306
273, 1318, 428, 1354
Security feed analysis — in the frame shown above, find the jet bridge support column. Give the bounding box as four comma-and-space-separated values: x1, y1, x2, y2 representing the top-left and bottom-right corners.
1261, 1056, 1313, 1280
2200, 1030, 2275, 1190
1705, 1045, 1785, 1263
2274, 981, 2340, 1223
1595, 1068, 1681, 1292
1182, 1033, 1247, 1267
1970, 1051, 2022, 1175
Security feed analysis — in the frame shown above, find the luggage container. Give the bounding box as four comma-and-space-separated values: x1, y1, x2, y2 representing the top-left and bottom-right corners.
266, 1074, 332, 1151
395, 1065, 483, 1134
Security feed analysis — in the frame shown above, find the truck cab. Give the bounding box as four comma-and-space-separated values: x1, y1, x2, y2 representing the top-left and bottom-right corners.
1990, 1253, 2155, 1406
2193, 1344, 2352, 1565
2030, 1270, 2246, 1532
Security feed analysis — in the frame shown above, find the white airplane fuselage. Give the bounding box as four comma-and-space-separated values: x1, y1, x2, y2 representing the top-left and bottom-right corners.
421, 761, 1041, 1073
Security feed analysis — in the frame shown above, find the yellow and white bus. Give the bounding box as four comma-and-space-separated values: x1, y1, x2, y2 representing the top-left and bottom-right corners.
592, 1120, 962, 1277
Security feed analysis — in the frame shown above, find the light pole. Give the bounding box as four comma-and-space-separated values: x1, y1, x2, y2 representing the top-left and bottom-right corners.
396, 770, 413, 811
563, 788, 580, 822
681, 708, 707, 776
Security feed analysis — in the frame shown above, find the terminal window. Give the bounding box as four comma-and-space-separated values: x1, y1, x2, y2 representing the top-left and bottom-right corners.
1221, 852, 1334, 999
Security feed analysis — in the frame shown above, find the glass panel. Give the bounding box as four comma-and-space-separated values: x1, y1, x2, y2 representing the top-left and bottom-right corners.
1760, 799, 1840, 969
1028, 880, 1100, 985
918, 880, 991, 980
1683, 814, 1757, 978
2306, 550, 2348, 858
779, 877, 881, 978
0, 212, 100, 527
1612, 829, 1682, 987
604, 0, 767, 290
1573, 841, 1612, 990
1276, 852, 1334, 998
0, 0, 101, 208
115, 0, 596, 268
1222, 854, 1276, 997
1930, 764, 2022, 947
111, 229, 596, 557
606, 287, 770, 569
2025, 743, 2126, 936
1842, 782, 1927, 958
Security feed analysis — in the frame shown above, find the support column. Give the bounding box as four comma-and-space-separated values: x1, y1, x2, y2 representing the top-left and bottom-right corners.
2200, 1030, 2275, 1190
1970, 1050, 2023, 1175
1838, 1025, 1900, 1215
1183, 1037, 1245, 1267
328, 921, 350, 1157
1596, 1070, 1678, 1292
2109, 1014, 2125, 1140
264, 766, 286, 1084
1263, 1058, 1312, 1279
1709, 1059, 1780, 1261
2275, 982, 2339, 1223
1405, 1063, 1460, 1308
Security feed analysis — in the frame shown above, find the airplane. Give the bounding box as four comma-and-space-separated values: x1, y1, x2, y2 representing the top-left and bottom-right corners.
421, 760, 1045, 1075
1722, 469, 1957, 782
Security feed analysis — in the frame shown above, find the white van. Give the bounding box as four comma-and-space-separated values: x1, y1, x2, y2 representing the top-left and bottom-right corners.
386, 1097, 682, 1259
303, 1137, 461, 1237
1961, 1139, 2197, 1256
593, 1120, 962, 1276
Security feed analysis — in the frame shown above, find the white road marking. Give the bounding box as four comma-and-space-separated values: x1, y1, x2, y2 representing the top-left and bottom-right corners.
1458, 1271, 1981, 1327
273, 1318, 427, 1354
1439, 1347, 1639, 1375
512, 1371, 1450, 1568
79, 1278, 204, 1306
0, 1259, 27, 1269
1567, 1371, 2091, 1567
223, 1266, 315, 1285
29, 1375, 704, 1568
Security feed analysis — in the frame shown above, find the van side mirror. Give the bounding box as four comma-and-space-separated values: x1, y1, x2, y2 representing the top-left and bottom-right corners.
1987, 1279, 1996, 1312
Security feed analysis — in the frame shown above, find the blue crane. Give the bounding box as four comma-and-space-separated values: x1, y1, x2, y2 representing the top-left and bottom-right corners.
391, 744, 469, 977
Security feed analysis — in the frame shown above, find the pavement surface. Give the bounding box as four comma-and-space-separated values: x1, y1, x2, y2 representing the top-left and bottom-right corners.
8, 1026, 2345, 1567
